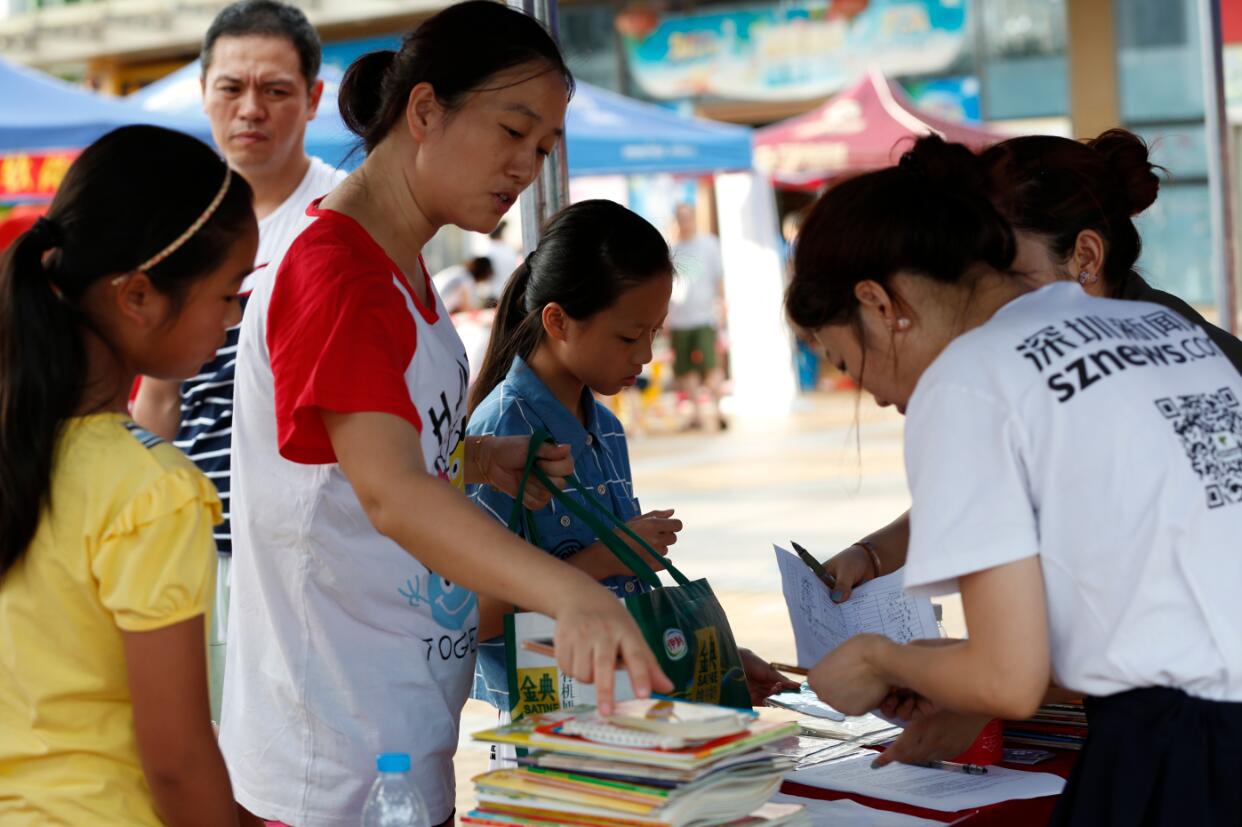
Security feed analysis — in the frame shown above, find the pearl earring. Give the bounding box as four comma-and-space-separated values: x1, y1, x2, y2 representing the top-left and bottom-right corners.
1078, 270, 1098, 285
895, 317, 911, 331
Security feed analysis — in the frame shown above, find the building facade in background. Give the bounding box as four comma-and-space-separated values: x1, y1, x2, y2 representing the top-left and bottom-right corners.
0, 0, 1231, 308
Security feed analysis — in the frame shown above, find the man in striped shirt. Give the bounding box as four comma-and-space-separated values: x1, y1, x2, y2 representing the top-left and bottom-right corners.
132, 0, 345, 721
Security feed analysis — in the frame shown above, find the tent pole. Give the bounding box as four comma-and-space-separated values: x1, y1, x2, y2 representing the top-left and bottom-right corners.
515, 0, 571, 253
1198, 0, 1237, 334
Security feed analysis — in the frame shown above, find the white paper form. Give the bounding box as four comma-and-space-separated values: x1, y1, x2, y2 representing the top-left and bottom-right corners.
774, 545, 939, 668
789, 751, 1066, 811
768, 792, 947, 826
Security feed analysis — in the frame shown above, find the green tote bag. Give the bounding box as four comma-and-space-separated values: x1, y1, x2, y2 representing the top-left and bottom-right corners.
503, 430, 752, 714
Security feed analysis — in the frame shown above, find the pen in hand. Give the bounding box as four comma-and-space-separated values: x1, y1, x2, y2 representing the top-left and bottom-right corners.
791, 540, 836, 590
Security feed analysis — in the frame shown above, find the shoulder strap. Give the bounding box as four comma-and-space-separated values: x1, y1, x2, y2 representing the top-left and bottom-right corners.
508, 430, 692, 589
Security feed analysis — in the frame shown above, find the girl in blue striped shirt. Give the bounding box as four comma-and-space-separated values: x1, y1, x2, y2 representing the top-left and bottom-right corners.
467, 200, 794, 718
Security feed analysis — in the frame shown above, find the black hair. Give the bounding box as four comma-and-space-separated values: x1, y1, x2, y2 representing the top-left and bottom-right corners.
466, 256, 494, 282
786, 135, 1016, 333
202, 0, 322, 88
981, 128, 1162, 295
0, 125, 255, 579
339, 0, 573, 154
470, 200, 671, 411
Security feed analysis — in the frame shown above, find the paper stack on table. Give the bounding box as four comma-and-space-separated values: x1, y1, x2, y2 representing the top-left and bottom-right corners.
465, 698, 812, 826
789, 751, 1065, 811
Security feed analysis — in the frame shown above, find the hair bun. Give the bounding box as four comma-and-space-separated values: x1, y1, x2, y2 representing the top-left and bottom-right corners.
1087, 128, 1161, 216
338, 50, 397, 138
900, 134, 989, 192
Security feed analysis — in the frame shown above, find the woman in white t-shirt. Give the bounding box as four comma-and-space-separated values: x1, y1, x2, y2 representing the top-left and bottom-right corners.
788, 136, 1242, 825
219, 5, 668, 826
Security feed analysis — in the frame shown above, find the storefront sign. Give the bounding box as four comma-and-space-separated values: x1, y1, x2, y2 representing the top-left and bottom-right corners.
621, 0, 968, 101
0, 150, 77, 201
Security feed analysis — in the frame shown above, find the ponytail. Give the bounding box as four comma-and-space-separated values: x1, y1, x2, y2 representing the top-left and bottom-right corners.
470, 257, 542, 411
468, 200, 672, 413
0, 125, 254, 580
0, 225, 88, 578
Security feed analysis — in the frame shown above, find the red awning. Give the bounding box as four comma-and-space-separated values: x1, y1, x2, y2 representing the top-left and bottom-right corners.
755, 69, 1000, 190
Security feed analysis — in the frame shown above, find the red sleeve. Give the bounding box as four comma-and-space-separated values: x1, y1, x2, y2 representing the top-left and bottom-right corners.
267, 236, 422, 465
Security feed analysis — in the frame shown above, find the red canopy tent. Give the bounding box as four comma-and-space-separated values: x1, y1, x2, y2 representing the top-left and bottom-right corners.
754, 69, 1001, 190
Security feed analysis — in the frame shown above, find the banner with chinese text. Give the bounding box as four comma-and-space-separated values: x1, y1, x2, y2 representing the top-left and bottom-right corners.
0, 150, 77, 201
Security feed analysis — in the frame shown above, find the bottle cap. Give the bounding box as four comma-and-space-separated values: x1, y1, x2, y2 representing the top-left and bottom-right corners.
376, 752, 411, 773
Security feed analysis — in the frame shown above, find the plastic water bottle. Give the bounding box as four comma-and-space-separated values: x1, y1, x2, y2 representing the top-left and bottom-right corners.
361, 753, 429, 827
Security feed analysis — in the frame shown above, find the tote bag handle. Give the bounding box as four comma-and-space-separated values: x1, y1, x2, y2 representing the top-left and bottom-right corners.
505, 430, 692, 590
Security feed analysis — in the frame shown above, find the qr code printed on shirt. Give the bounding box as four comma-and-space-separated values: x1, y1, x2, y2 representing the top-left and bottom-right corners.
1155, 387, 1242, 508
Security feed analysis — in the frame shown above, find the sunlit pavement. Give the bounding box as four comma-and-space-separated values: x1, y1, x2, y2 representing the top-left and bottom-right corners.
453, 391, 966, 816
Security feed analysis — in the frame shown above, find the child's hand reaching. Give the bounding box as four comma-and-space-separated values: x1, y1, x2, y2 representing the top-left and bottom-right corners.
738, 648, 800, 706
620, 509, 682, 569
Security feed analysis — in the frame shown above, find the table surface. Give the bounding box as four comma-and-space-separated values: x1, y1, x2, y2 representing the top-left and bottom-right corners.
779, 749, 1077, 825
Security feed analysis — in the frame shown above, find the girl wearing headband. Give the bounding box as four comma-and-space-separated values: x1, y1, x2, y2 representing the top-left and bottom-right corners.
0, 125, 258, 826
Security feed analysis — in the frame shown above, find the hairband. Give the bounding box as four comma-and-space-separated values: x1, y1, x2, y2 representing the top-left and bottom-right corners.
136, 166, 232, 272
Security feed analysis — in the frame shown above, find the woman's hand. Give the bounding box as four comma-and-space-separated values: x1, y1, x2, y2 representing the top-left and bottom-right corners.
619, 509, 682, 570
738, 648, 800, 706
553, 586, 673, 715
876, 638, 962, 719
808, 633, 892, 716
879, 687, 937, 722
473, 435, 574, 509
822, 544, 877, 602
871, 709, 992, 768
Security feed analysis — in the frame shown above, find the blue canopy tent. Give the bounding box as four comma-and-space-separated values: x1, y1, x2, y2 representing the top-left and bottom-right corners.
128, 61, 752, 176
563, 83, 751, 176
0, 56, 211, 153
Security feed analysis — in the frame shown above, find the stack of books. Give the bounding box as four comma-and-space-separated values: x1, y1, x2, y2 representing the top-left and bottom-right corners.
1003, 701, 1087, 751
464, 698, 810, 826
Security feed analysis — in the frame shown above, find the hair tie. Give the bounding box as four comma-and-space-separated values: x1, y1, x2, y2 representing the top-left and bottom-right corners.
137, 166, 232, 272
29, 216, 62, 251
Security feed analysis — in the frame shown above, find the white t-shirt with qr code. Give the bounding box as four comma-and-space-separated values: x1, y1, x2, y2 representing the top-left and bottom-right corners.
903, 282, 1242, 702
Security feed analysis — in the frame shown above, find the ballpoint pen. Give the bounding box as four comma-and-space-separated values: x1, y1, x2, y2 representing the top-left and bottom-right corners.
913, 760, 989, 774
791, 540, 836, 589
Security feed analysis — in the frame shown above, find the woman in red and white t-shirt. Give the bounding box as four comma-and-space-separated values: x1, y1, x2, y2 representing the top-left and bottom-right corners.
218, 5, 669, 826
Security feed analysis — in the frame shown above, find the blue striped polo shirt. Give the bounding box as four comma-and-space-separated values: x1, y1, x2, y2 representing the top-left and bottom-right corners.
467, 355, 648, 709
172, 158, 346, 555
173, 294, 249, 553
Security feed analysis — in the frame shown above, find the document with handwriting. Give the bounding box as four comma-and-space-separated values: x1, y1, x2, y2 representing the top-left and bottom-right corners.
775, 545, 939, 668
